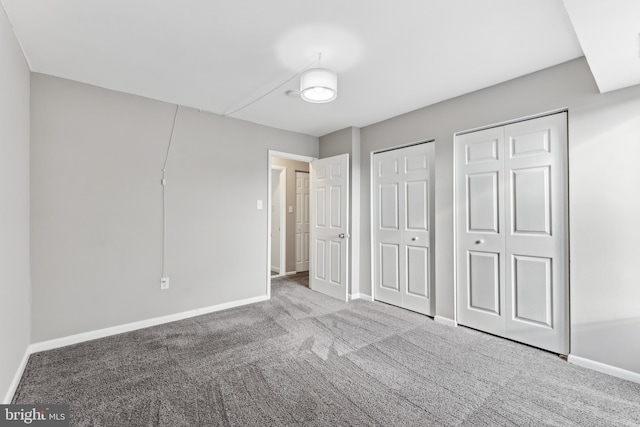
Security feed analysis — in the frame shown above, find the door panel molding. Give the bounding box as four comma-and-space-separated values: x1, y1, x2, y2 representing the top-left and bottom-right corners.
467, 251, 501, 315
512, 254, 552, 328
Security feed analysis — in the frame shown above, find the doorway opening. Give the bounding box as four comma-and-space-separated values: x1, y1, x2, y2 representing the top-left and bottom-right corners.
267, 151, 315, 298
271, 166, 286, 276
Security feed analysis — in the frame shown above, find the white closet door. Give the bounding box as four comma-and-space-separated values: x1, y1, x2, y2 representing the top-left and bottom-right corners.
455, 112, 568, 354
401, 144, 434, 314
373, 149, 403, 307
373, 143, 434, 316
504, 114, 569, 354
455, 127, 506, 337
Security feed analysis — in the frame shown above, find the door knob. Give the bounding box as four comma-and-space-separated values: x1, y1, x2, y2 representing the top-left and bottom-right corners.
338, 233, 345, 239
411, 237, 418, 241
475, 239, 484, 244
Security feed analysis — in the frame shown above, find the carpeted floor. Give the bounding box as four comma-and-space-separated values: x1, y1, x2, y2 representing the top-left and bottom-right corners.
13, 273, 640, 426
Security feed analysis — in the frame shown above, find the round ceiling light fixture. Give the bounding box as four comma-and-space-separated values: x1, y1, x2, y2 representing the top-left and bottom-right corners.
300, 68, 337, 103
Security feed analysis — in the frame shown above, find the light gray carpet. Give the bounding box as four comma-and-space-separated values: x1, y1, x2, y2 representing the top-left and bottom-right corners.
13, 274, 640, 426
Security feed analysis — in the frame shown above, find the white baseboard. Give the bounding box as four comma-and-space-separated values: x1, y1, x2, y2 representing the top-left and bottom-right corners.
350, 293, 373, 301
3, 349, 30, 404
271, 266, 280, 273
29, 294, 269, 354
285, 271, 297, 276
568, 354, 640, 384
434, 315, 458, 327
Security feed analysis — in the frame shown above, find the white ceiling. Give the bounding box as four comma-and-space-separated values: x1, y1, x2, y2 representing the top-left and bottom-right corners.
0, 1, 635, 137
562, 0, 640, 93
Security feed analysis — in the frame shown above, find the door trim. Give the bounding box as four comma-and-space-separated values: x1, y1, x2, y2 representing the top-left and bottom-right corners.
369, 139, 434, 304
455, 107, 568, 136
267, 150, 316, 299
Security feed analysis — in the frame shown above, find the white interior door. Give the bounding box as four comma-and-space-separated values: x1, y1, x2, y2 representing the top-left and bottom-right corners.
373, 149, 403, 307
503, 114, 568, 353
373, 142, 434, 316
455, 127, 506, 336
310, 154, 349, 301
401, 143, 434, 314
455, 112, 568, 354
295, 171, 310, 272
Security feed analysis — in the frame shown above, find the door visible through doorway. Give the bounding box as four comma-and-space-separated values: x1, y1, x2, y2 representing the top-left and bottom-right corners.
295, 171, 310, 272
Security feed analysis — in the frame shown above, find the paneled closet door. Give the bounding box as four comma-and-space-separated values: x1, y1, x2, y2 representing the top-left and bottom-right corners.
455, 127, 507, 337
401, 144, 434, 314
455, 112, 568, 354
373, 143, 434, 316
504, 114, 568, 354
373, 149, 404, 308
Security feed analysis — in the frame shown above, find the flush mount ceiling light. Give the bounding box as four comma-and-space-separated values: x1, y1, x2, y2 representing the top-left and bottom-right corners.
224, 56, 338, 117
300, 68, 338, 103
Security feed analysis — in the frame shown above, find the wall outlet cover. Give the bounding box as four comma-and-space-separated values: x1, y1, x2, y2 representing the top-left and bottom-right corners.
160, 277, 170, 290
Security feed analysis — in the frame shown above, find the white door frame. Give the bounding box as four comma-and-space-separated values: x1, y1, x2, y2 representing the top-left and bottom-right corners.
267, 150, 316, 298
271, 165, 286, 276
369, 139, 434, 304
452, 108, 569, 327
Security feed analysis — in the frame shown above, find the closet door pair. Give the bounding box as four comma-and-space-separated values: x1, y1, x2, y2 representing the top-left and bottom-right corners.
455, 113, 569, 354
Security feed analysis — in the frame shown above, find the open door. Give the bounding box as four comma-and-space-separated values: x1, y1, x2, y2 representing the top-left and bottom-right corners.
310, 154, 349, 301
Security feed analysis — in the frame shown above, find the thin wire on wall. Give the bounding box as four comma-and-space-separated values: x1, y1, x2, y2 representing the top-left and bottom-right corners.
162, 104, 180, 278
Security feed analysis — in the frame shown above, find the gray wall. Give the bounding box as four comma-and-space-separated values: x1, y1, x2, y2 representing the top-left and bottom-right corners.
0, 9, 31, 402
319, 127, 353, 158
270, 157, 309, 273
359, 57, 640, 374
30, 74, 318, 342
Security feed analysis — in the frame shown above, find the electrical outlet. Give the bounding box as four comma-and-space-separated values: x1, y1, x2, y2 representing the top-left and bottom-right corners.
160, 277, 170, 290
